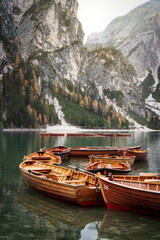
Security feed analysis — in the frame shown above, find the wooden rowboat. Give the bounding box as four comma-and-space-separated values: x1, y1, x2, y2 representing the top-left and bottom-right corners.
97, 173, 160, 215
89, 154, 135, 166
19, 160, 104, 206
67, 133, 97, 137
84, 162, 131, 176
115, 133, 131, 137
40, 133, 65, 136
97, 133, 114, 137
70, 145, 142, 157
23, 150, 61, 165
46, 146, 70, 159
125, 148, 150, 160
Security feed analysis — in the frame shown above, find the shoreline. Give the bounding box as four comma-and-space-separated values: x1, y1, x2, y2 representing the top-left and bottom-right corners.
1, 124, 156, 133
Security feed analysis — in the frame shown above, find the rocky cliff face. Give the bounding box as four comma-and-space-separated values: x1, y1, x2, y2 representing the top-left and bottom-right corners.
79, 47, 144, 115
0, 0, 33, 75
86, 0, 160, 84
0, 0, 85, 85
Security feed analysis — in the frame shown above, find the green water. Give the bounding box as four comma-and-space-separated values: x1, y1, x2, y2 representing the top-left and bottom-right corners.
0, 130, 160, 240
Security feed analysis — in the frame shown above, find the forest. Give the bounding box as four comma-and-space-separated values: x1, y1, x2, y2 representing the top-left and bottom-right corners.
0, 52, 131, 129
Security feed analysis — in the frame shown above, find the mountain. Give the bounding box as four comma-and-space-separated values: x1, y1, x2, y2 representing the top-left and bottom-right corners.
86, 0, 160, 82
0, 0, 158, 129
86, 0, 160, 121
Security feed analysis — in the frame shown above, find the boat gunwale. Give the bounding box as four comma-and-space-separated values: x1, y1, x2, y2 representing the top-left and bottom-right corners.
70, 145, 142, 151
91, 155, 135, 160
98, 175, 160, 194
46, 149, 70, 155
127, 148, 150, 153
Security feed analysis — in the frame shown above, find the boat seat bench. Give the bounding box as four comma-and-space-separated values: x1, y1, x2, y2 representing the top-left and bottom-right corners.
59, 179, 89, 183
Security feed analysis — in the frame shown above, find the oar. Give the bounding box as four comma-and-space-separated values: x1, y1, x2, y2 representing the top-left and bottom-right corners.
68, 165, 96, 176
83, 162, 91, 167
40, 147, 46, 151
139, 172, 160, 177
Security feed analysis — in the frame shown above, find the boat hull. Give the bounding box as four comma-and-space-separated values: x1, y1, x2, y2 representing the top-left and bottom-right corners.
24, 150, 61, 164
98, 175, 160, 215
89, 155, 135, 166
46, 146, 70, 159
125, 149, 149, 161
20, 166, 104, 206
70, 145, 141, 157
97, 133, 114, 137
115, 133, 131, 137
67, 133, 97, 137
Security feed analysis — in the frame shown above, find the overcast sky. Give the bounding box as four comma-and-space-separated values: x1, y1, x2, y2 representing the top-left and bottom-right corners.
77, 0, 149, 42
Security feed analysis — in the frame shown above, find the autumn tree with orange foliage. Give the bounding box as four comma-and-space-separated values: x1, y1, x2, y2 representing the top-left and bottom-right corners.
44, 115, 47, 125
80, 100, 85, 108
33, 70, 39, 95
38, 113, 42, 124
84, 95, 89, 109
92, 100, 98, 113
15, 52, 20, 68
54, 80, 58, 92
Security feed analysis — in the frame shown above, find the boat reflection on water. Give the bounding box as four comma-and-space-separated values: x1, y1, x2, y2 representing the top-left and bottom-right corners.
20, 187, 105, 239
97, 210, 160, 240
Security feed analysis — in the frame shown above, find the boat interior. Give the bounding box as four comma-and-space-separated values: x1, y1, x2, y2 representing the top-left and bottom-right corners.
107, 175, 160, 191
21, 160, 98, 187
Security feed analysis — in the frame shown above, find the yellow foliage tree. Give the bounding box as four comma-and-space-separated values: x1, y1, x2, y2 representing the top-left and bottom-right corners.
92, 100, 98, 113
44, 115, 47, 125
54, 80, 58, 92
80, 100, 85, 108
21, 86, 25, 96
19, 68, 24, 84
103, 104, 109, 116
32, 70, 39, 97
38, 113, 42, 124
116, 112, 119, 118
15, 52, 20, 68
84, 95, 89, 109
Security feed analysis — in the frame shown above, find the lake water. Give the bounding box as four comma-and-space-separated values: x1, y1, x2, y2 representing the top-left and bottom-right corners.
0, 130, 160, 240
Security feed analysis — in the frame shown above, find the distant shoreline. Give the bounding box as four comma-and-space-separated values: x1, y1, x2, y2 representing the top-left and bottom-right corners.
1, 125, 155, 132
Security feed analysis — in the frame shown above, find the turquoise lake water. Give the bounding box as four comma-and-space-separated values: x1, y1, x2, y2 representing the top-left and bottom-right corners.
0, 130, 160, 240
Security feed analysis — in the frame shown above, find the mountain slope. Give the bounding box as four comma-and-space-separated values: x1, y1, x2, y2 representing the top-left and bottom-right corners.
86, 0, 160, 82
0, 0, 158, 129
86, 0, 160, 122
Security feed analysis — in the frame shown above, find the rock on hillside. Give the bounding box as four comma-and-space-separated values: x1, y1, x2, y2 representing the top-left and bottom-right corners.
80, 47, 145, 116
86, 0, 160, 84
0, 0, 85, 87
